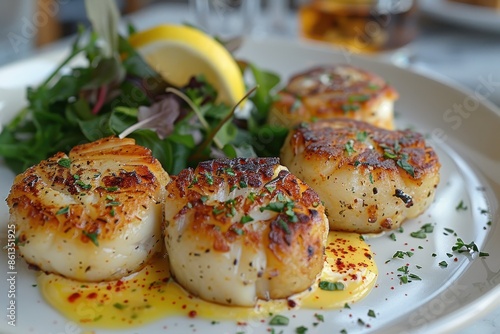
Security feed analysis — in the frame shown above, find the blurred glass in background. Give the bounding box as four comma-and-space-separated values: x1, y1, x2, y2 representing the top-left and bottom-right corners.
189, 0, 293, 39
297, 0, 419, 54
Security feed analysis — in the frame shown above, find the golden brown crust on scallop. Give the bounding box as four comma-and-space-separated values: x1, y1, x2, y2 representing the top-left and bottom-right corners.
7, 137, 170, 281
164, 158, 329, 305
280, 119, 441, 233
268, 65, 398, 130
291, 119, 439, 180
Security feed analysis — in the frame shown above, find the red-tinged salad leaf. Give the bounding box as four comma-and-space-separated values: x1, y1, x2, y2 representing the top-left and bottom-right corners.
120, 96, 181, 140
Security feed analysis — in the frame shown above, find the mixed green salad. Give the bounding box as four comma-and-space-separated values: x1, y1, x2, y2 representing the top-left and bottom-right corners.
0, 2, 287, 176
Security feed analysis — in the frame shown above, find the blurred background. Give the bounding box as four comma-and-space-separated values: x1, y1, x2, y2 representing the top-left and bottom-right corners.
1, 0, 499, 107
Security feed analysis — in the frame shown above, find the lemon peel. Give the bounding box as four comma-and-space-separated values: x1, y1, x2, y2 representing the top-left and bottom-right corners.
129, 24, 245, 106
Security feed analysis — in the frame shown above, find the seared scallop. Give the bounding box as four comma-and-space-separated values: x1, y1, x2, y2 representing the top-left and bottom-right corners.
280, 119, 440, 234
268, 65, 398, 130
6, 137, 169, 281
163, 157, 328, 306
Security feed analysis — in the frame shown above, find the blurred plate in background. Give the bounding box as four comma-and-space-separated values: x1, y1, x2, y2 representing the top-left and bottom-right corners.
421, 0, 500, 33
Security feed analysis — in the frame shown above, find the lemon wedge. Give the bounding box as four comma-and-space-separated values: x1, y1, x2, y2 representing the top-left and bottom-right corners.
129, 24, 245, 106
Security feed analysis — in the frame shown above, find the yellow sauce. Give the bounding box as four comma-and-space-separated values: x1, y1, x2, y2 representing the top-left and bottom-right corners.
38, 232, 377, 329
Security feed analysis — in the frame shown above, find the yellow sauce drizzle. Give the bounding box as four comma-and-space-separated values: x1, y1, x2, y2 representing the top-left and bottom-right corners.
38, 232, 377, 329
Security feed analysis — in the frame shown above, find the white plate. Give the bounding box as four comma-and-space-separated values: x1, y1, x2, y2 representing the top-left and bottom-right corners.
1, 38, 499, 334
420, 0, 500, 33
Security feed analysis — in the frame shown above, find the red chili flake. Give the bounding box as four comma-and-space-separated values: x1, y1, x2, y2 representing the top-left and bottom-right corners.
188, 310, 197, 318
116, 280, 124, 286
287, 299, 297, 308
237, 322, 247, 326
87, 292, 97, 299
68, 293, 81, 303
182, 304, 187, 309
454, 258, 458, 262
106, 285, 112, 290
364, 252, 372, 259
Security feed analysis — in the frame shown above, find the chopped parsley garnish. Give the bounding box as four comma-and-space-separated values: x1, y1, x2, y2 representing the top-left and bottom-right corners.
344, 303, 351, 309
389, 233, 397, 241
105, 201, 121, 207
75, 180, 92, 190
231, 227, 244, 235
105, 186, 119, 192
392, 250, 413, 259
439, 261, 448, 268
396, 154, 415, 177
247, 192, 256, 202
397, 265, 421, 284
410, 230, 427, 239
452, 238, 485, 255
212, 207, 224, 215
56, 206, 69, 215
188, 176, 198, 188
113, 303, 127, 310
356, 131, 368, 142
223, 167, 235, 176
265, 185, 276, 193
367, 309, 376, 318
314, 313, 324, 322
57, 158, 71, 168
345, 140, 356, 155
341, 104, 360, 113
381, 140, 415, 177
240, 215, 254, 224
479, 252, 489, 257
239, 179, 248, 188
200, 195, 208, 203
348, 94, 369, 102
269, 314, 289, 326
456, 200, 468, 211
410, 224, 434, 239
82, 231, 99, 247
205, 172, 214, 185
318, 281, 344, 291
296, 326, 308, 334
397, 265, 409, 274
409, 273, 421, 280
261, 202, 285, 212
